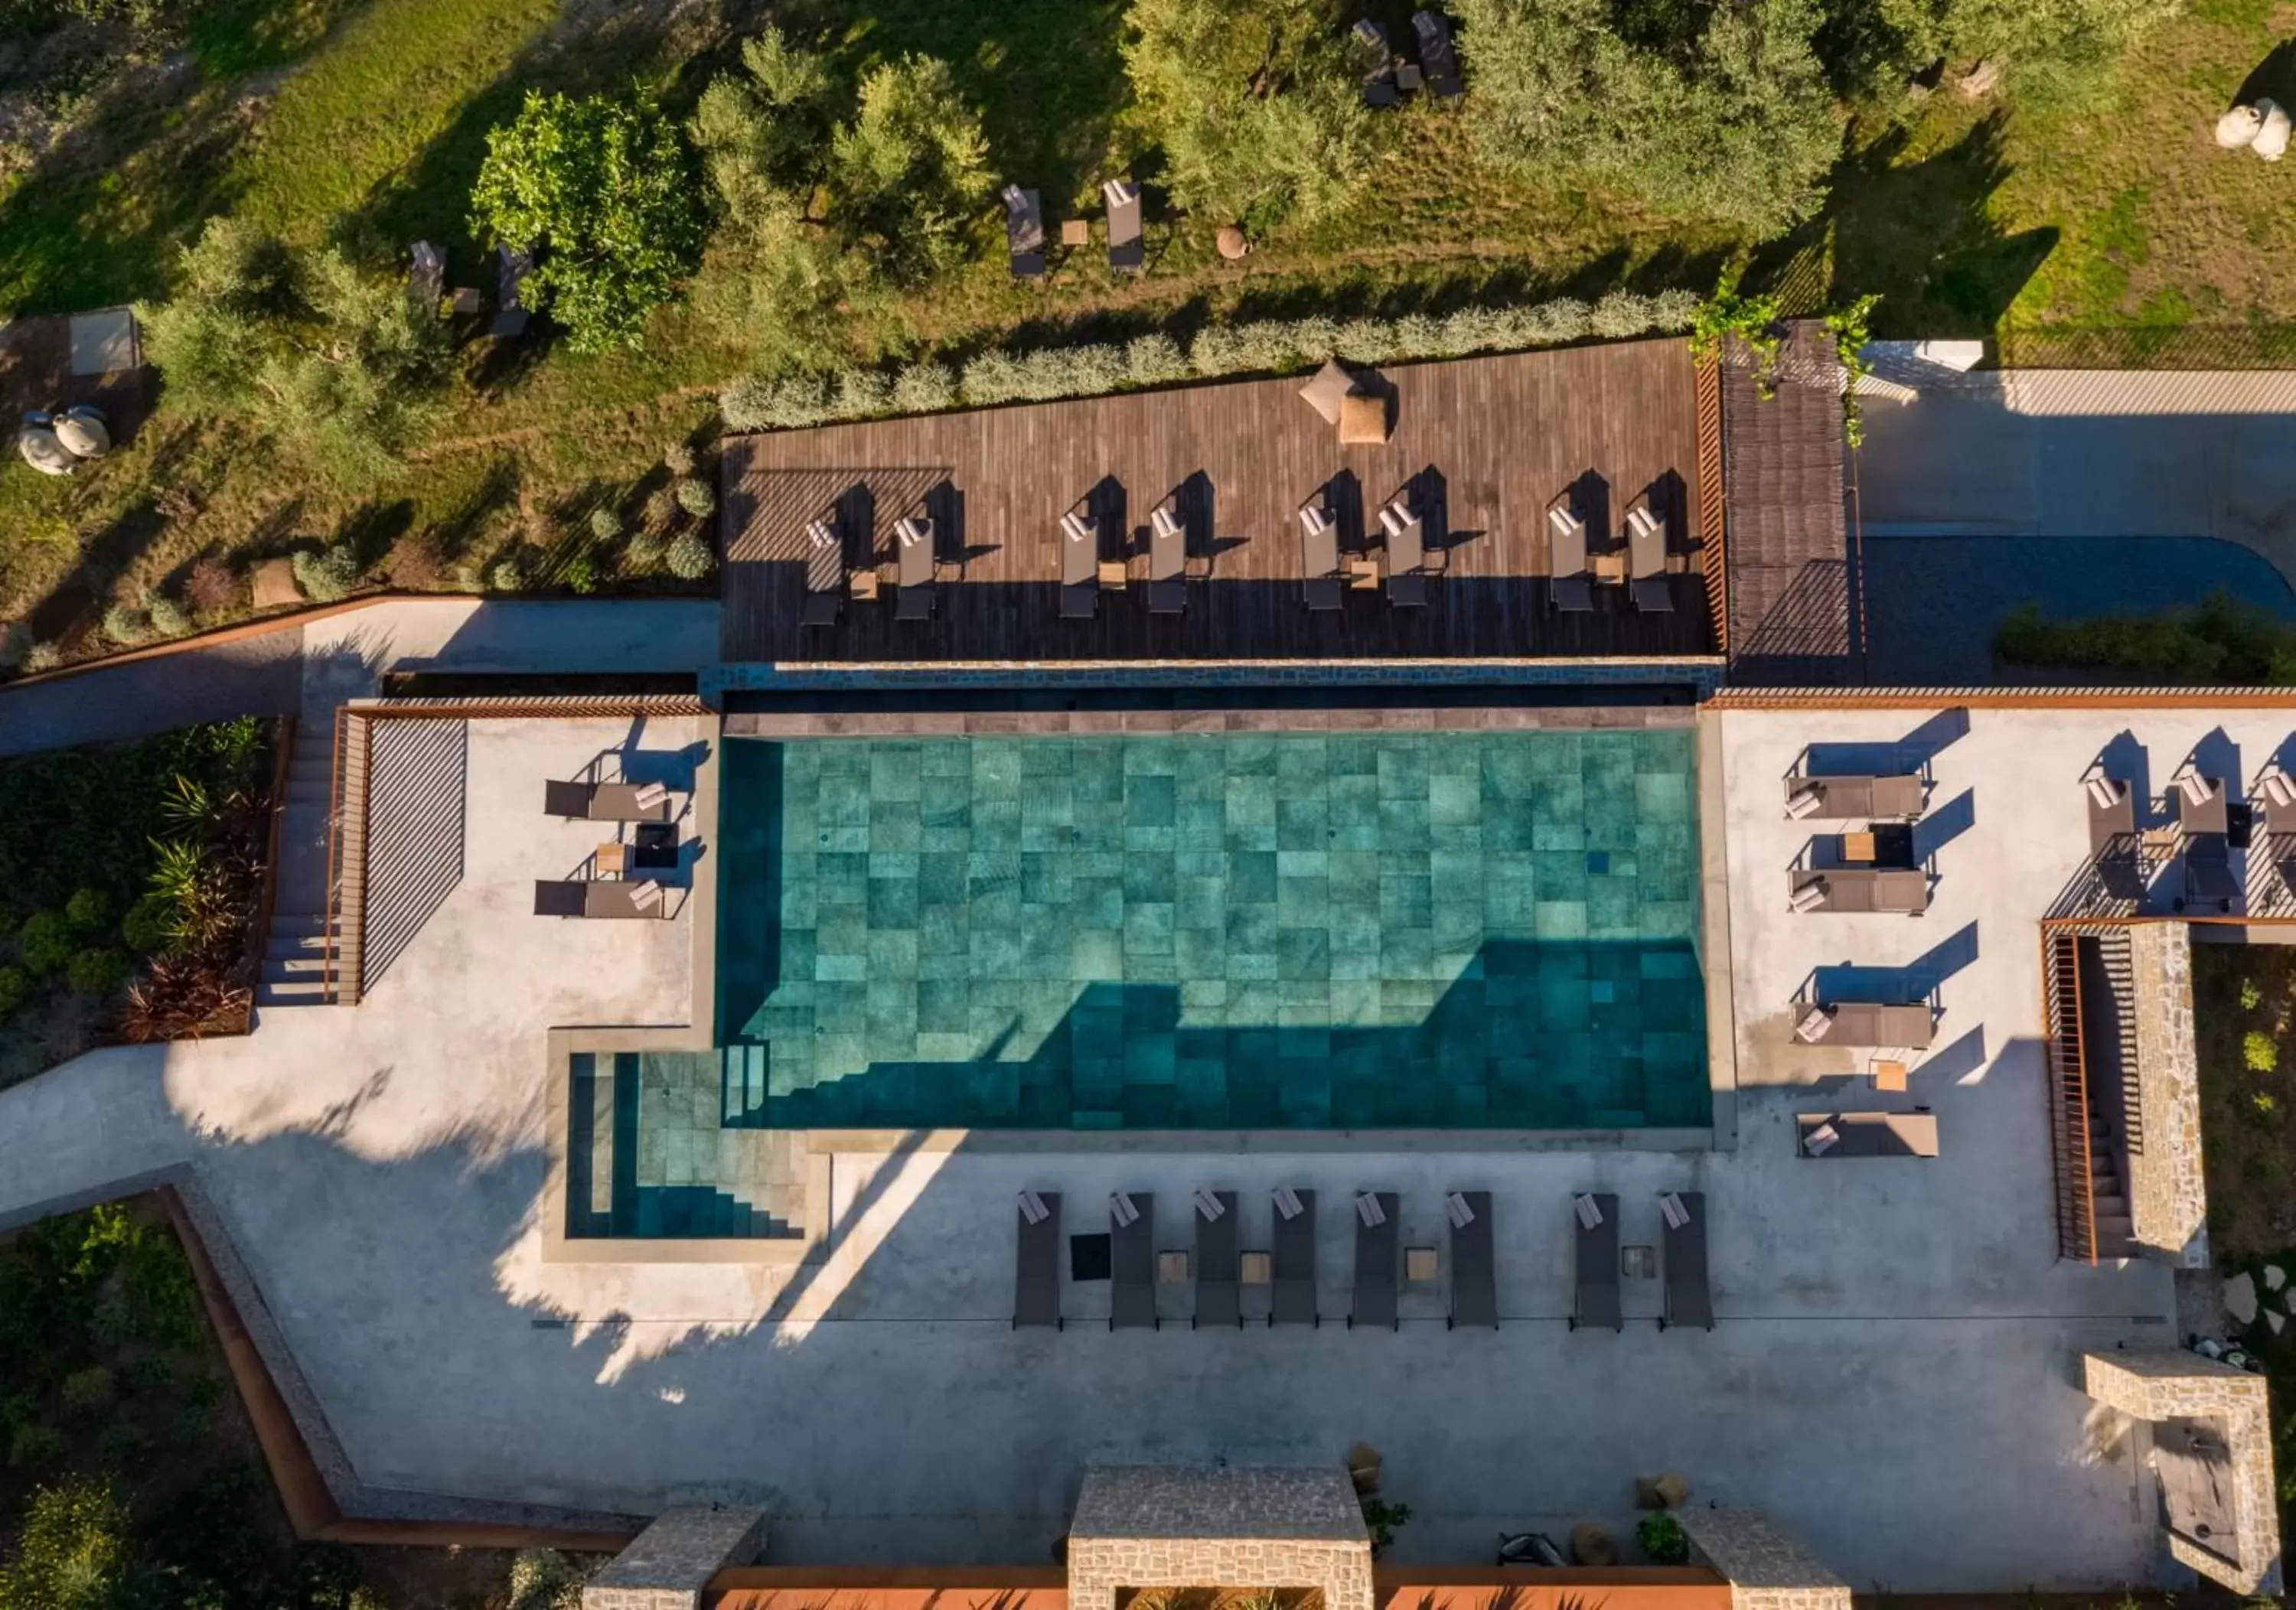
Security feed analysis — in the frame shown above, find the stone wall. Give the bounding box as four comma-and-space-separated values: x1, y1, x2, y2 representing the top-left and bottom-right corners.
2082, 1351, 2280, 1594
2127, 924, 2208, 1266
1066, 1465, 1373, 1610
585, 1505, 770, 1610
1675, 1507, 1850, 1610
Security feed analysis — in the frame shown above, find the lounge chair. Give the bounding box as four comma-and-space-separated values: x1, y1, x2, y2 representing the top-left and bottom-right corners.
1783, 773, 1926, 820
1568, 1192, 1620, 1332
1110, 1191, 1157, 1330
2175, 771, 2230, 836
2259, 767, 2296, 839
2083, 772, 2144, 899
543, 779, 677, 822
803, 515, 845, 627
1626, 501, 1672, 613
1348, 1191, 1399, 1331
1413, 9, 1464, 97
1798, 1110, 1939, 1159
1445, 1191, 1495, 1330
1193, 1189, 1240, 1328
1013, 1190, 1062, 1329
1658, 1191, 1712, 1331
1270, 1186, 1318, 1327
491, 245, 533, 338
409, 241, 445, 308
1786, 867, 1929, 914
1379, 500, 1429, 609
1003, 185, 1045, 279
1791, 1000, 1935, 1050
1104, 179, 1143, 274
532, 878, 670, 918
1300, 504, 1343, 613
1355, 18, 1400, 106
1149, 506, 1186, 614
2174, 773, 2238, 908
1061, 508, 1098, 621
895, 515, 935, 621
1548, 504, 1593, 613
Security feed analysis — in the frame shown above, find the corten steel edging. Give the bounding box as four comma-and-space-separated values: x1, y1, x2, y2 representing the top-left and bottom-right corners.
1694, 351, 1727, 657
322, 710, 347, 1002
1711, 687, 2296, 709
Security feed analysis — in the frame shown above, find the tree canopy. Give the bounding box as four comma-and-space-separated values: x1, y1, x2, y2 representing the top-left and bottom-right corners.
469, 89, 707, 353
826, 55, 993, 282
1123, 0, 1375, 233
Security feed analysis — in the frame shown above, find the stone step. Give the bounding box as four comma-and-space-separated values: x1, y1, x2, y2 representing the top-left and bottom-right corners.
270, 912, 328, 937
262, 950, 331, 980
255, 976, 331, 1006
266, 934, 332, 964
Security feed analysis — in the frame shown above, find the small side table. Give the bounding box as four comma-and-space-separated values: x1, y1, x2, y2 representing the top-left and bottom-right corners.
2142, 826, 2180, 859
1404, 1246, 1440, 1282
1870, 1058, 1909, 1093
595, 842, 628, 877
1591, 552, 1628, 585
1156, 1250, 1190, 1284
1840, 830, 1877, 865
1098, 559, 1130, 591
850, 570, 879, 602
1349, 556, 1381, 591
1061, 218, 1091, 249
1240, 1250, 1272, 1285
1397, 62, 1424, 92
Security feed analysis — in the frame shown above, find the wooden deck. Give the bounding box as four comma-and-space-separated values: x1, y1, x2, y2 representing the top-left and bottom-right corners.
719, 340, 1714, 664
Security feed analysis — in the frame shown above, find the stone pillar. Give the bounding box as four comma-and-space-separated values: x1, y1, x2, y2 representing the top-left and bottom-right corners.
2126, 924, 2208, 1266
1675, 1507, 1851, 1610
1065, 1464, 1373, 1610
583, 1504, 770, 1610
2083, 1350, 2281, 1594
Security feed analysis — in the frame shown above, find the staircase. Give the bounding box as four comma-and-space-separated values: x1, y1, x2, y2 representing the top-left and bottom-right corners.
2043, 930, 2100, 1262
2084, 931, 2141, 1260
256, 719, 339, 1007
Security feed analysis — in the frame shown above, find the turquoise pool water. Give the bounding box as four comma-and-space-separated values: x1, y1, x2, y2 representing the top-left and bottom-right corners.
712, 730, 1710, 1131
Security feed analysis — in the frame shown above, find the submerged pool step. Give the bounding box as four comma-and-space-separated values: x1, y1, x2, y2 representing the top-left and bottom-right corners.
722, 1043, 771, 1128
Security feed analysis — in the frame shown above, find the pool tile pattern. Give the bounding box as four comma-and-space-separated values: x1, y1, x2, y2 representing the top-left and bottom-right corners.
713, 732, 1708, 1130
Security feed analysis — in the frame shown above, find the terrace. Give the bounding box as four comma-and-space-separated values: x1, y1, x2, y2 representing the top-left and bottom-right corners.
719, 341, 1718, 668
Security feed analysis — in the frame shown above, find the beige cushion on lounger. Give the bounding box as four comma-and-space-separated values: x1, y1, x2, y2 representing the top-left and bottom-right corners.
1803, 1123, 1839, 1157
2085, 774, 2122, 811
632, 781, 670, 810
1548, 505, 1584, 539
1573, 1193, 1603, 1230
1299, 358, 1355, 424
1786, 784, 1825, 819
2265, 771, 2296, 810
1795, 1005, 1834, 1043
2180, 771, 2215, 807
1339, 390, 1389, 445
628, 879, 665, 911
1789, 879, 1828, 913
1355, 1191, 1387, 1227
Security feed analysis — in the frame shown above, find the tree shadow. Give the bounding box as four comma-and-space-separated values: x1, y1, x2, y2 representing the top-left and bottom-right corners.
1818, 111, 2056, 338
2236, 40, 2296, 112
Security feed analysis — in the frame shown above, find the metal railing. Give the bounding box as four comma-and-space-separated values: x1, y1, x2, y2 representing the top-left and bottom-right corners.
2041, 927, 2098, 1264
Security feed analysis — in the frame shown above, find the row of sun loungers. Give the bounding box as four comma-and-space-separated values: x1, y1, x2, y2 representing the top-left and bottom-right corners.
1298, 494, 1430, 612
1568, 1191, 1711, 1331
2083, 764, 2256, 908
1354, 12, 1465, 104
1006, 181, 1144, 279
1548, 497, 1671, 614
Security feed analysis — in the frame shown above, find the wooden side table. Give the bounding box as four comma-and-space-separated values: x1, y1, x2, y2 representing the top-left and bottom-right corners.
595, 842, 628, 877
1348, 556, 1381, 591
1156, 1250, 1190, 1284
1404, 1246, 1440, 1282
1240, 1250, 1271, 1285
1098, 559, 1129, 591
1060, 218, 1091, 248
850, 570, 879, 602
1870, 1058, 1910, 1093
1591, 552, 1628, 585
1840, 830, 1877, 864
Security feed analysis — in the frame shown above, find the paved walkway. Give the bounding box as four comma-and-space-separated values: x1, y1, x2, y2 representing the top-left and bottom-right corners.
0, 630, 302, 758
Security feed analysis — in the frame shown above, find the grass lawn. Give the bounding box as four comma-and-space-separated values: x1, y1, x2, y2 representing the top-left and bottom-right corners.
2, 0, 2294, 665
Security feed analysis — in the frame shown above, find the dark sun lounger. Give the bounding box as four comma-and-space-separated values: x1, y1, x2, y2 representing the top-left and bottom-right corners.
1349, 1191, 1399, 1331
1194, 1190, 1240, 1328
1270, 1188, 1318, 1326
1446, 1191, 1495, 1329
1569, 1192, 1621, 1331
543, 780, 676, 822
1110, 1192, 1158, 1330
1013, 1191, 1062, 1329
1658, 1191, 1712, 1331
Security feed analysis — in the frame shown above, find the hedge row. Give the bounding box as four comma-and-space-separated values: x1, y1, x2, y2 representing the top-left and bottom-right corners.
720, 288, 1701, 432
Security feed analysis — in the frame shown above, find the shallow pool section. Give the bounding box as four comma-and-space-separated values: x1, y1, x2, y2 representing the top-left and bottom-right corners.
713, 731, 1709, 1130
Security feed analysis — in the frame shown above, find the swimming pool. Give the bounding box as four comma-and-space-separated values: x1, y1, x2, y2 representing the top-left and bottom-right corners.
711, 729, 1711, 1131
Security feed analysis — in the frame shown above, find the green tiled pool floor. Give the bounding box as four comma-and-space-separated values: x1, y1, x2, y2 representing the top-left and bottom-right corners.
712, 731, 1710, 1130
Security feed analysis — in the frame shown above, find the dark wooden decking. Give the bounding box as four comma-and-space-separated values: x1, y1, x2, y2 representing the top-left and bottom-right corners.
719, 341, 1715, 664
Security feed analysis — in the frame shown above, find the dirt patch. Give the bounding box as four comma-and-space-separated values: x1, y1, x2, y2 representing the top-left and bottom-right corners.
2193, 941, 2296, 1259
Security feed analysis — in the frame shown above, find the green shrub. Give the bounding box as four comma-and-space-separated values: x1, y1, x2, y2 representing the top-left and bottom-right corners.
0, 965, 28, 1021
827, 56, 993, 283
589, 506, 622, 543
0, 1476, 129, 1610
122, 891, 173, 956
101, 604, 150, 646
94, 1419, 148, 1467
1124, 334, 1189, 387
675, 477, 716, 518
2243, 979, 2264, 1011
509, 1548, 589, 1610
1994, 593, 2296, 683
564, 556, 599, 595
18, 911, 73, 976
624, 529, 670, 574
642, 485, 680, 531
490, 554, 527, 593
292, 543, 363, 603
66, 948, 127, 996
58, 1366, 115, 1415
888, 360, 957, 414
22, 640, 60, 673
145, 592, 192, 638
0, 621, 31, 670
2247, 1030, 2278, 1074
1637, 1511, 1689, 1564
64, 888, 109, 930
5, 1423, 65, 1472
667, 530, 718, 580
663, 442, 696, 476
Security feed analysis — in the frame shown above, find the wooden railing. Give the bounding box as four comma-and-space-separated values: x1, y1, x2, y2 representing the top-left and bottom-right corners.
2042, 927, 2098, 1264
322, 711, 373, 1005
1693, 353, 1727, 657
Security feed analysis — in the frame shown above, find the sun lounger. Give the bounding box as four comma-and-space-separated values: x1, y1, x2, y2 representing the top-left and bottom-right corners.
1061, 508, 1098, 620
491, 245, 533, 338
2176, 771, 2229, 836
1783, 773, 1926, 820
1379, 499, 1425, 572
1110, 1191, 1157, 1330
2259, 768, 2296, 838
1355, 18, 1400, 105
1003, 185, 1045, 279
895, 515, 935, 621
1658, 1191, 1712, 1331
1798, 1110, 1939, 1159
2187, 832, 2240, 908
1348, 1191, 1398, 1330
1792, 1000, 1935, 1049
1626, 503, 1672, 613
803, 515, 845, 627
1548, 504, 1593, 613
543, 780, 677, 822
409, 241, 445, 308
1013, 1191, 1062, 1329
532, 878, 669, 918
1149, 506, 1186, 614
1569, 1192, 1620, 1331
1300, 504, 1342, 612
1446, 1190, 1495, 1329
1193, 1190, 1239, 1328
1104, 179, 1143, 273
2082, 772, 2145, 898
1270, 1187, 1318, 1326
1412, 10, 1464, 97
1786, 867, 1929, 914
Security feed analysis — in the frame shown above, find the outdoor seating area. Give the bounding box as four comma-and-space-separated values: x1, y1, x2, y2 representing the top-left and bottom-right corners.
720, 341, 1712, 663
2060, 736, 2296, 915
533, 761, 693, 921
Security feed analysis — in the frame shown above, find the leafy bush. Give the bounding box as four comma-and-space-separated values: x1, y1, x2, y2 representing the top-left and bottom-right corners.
564, 556, 599, 595
292, 543, 364, 603
889, 360, 957, 414
675, 477, 716, 518
1124, 334, 1189, 387
64, 888, 109, 930
1637, 1511, 1690, 1564
5, 1422, 64, 1472
624, 529, 670, 574
18, 911, 72, 976
827, 57, 993, 282
471, 91, 707, 352
0, 965, 27, 1020
57, 1364, 114, 1414
509, 1548, 589, 1610
490, 555, 527, 593
589, 506, 622, 543
184, 556, 239, 615
663, 442, 697, 477
66, 949, 126, 996
641, 485, 680, 531
2248, 1030, 2278, 1074
0, 1476, 129, 1610
1994, 595, 2296, 683
93, 1419, 148, 1467
21, 640, 59, 673
101, 604, 149, 646
0, 621, 29, 671
121, 891, 172, 956
145, 592, 191, 638
667, 530, 718, 580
